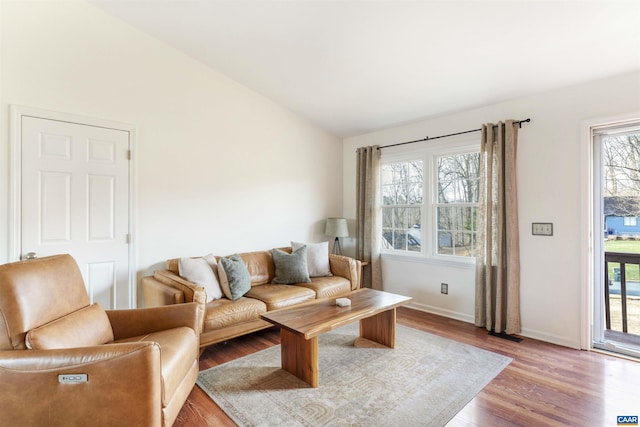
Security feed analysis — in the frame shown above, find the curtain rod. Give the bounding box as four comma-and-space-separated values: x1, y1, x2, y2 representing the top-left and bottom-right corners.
379, 118, 531, 150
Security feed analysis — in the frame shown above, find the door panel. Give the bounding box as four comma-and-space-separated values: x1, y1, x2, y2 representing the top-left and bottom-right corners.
88, 174, 115, 240
21, 116, 131, 309
40, 171, 72, 242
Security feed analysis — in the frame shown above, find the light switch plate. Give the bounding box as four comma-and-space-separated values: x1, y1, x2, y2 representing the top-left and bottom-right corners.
532, 222, 553, 236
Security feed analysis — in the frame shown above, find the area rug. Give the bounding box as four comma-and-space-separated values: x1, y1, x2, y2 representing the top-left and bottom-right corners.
197, 324, 511, 426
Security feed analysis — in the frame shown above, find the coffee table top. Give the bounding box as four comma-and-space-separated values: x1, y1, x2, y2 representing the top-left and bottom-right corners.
260, 288, 412, 340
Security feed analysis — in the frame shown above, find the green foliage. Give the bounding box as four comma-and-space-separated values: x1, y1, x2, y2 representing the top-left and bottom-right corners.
604, 239, 640, 253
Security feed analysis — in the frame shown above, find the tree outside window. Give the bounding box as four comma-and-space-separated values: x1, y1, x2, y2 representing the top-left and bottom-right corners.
435, 152, 479, 257
603, 130, 640, 244
381, 160, 423, 252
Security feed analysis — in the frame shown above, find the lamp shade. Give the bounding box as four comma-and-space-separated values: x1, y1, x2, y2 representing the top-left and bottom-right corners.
325, 218, 348, 237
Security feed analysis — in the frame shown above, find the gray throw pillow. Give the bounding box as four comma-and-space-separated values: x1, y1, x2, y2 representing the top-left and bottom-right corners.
272, 246, 311, 284
218, 254, 252, 300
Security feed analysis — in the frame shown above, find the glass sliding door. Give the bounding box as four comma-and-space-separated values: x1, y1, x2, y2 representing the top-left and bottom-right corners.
593, 122, 640, 358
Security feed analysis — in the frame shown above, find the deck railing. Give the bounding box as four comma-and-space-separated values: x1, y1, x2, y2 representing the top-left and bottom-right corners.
604, 251, 640, 333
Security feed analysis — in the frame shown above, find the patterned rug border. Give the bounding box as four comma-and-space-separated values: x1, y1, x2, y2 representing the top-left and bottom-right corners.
197, 324, 511, 427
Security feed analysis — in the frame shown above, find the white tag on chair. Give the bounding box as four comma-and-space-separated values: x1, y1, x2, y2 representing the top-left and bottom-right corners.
58, 374, 88, 384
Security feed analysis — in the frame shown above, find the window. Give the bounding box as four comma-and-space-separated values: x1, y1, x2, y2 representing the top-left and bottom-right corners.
435, 153, 479, 257
380, 147, 479, 260
381, 159, 423, 252
624, 217, 637, 227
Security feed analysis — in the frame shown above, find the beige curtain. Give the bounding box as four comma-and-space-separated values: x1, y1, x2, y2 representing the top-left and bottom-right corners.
356, 146, 383, 290
475, 121, 521, 335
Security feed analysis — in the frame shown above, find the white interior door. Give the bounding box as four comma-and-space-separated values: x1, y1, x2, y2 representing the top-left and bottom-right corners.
20, 115, 132, 309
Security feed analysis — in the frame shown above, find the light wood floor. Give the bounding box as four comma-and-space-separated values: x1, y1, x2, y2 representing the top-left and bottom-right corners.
174, 307, 640, 426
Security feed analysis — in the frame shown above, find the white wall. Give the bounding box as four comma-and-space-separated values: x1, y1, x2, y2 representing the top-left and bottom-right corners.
343, 71, 640, 348
0, 2, 342, 292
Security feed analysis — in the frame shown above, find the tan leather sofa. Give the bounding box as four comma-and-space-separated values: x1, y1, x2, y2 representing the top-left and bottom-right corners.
0, 254, 199, 427
142, 249, 362, 350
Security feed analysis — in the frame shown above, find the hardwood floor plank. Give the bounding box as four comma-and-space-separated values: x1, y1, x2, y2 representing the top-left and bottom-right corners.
173, 307, 640, 426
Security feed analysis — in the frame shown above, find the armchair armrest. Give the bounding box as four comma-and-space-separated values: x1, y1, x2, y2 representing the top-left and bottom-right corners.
0, 343, 162, 426
106, 303, 201, 340
329, 254, 362, 290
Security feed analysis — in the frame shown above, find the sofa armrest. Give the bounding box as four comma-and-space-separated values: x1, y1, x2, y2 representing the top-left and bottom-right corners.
142, 276, 185, 307
106, 303, 201, 339
152, 270, 207, 305
329, 254, 362, 290
0, 343, 162, 426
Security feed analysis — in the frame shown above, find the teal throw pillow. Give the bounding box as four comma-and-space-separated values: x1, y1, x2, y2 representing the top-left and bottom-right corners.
272, 246, 311, 284
218, 254, 251, 300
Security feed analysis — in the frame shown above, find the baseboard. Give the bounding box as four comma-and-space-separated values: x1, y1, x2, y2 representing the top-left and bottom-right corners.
405, 301, 474, 324
405, 302, 581, 350
519, 327, 581, 350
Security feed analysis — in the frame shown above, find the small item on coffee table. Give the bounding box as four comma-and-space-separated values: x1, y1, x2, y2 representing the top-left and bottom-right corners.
335, 297, 351, 307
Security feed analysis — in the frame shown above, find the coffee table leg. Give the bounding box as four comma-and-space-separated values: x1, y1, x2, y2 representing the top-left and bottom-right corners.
358, 308, 396, 348
280, 328, 319, 387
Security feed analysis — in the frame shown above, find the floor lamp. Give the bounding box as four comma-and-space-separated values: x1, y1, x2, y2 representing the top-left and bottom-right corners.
325, 218, 348, 255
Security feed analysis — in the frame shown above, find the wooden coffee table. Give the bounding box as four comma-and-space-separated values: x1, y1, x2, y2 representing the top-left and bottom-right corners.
260, 288, 412, 387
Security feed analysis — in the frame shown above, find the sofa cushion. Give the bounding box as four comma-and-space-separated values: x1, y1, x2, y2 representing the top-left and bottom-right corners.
272, 246, 311, 284
245, 284, 316, 311
25, 303, 114, 350
238, 251, 275, 285
218, 254, 252, 300
295, 276, 352, 299
292, 241, 332, 277
178, 255, 222, 302
202, 297, 267, 331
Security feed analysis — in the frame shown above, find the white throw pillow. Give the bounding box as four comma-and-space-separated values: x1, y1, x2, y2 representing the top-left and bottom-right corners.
291, 241, 332, 277
178, 255, 222, 302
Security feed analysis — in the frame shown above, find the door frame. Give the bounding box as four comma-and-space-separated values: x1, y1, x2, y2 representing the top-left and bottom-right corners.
9, 105, 137, 305
581, 112, 640, 351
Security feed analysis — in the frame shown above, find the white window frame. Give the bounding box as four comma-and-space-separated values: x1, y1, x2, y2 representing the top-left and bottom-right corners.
380, 139, 478, 267
623, 216, 637, 227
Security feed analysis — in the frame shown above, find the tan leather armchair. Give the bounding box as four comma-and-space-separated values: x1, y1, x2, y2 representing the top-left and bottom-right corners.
0, 254, 200, 427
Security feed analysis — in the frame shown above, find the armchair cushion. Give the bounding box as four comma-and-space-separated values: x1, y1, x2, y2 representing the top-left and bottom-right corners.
25, 303, 114, 350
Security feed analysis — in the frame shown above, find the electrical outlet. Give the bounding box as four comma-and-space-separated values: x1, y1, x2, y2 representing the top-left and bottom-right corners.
441, 283, 448, 294
532, 222, 553, 236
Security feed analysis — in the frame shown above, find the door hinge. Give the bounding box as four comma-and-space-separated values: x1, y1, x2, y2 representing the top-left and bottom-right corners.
126, 234, 131, 244
127, 150, 132, 160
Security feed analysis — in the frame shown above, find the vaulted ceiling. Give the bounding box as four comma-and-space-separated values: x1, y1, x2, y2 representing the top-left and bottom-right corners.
91, 0, 640, 137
